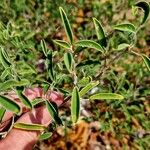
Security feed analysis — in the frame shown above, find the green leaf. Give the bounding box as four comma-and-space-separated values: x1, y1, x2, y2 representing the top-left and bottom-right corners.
90, 93, 124, 100
135, 1, 150, 24
64, 52, 74, 72
0, 67, 11, 81
46, 51, 54, 81
31, 98, 45, 107
71, 87, 80, 123
78, 76, 92, 87
15, 79, 30, 86
80, 81, 99, 97
0, 79, 30, 91
0, 107, 6, 122
39, 132, 52, 140
0, 95, 21, 114
141, 54, 150, 72
0, 47, 11, 68
93, 18, 107, 47
45, 101, 62, 125
42, 83, 50, 94
17, 61, 36, 75
59, 7, 73, 44
114, 23, 136, 33
117, 43, 130, 51
16, 86, 32, 109
14, 123, 46, 131
53, 40, 71, 49
41, 40, 48, 57
75, 40, 104, 53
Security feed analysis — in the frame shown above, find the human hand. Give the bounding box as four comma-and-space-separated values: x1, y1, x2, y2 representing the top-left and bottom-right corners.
0, 88, 63, 150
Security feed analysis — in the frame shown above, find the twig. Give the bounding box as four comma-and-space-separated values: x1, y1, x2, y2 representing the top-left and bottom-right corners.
60, 95, 71, 107
95, 48, 128, 79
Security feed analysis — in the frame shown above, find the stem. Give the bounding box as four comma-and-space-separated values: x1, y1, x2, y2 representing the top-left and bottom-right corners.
95, 48, 128, 79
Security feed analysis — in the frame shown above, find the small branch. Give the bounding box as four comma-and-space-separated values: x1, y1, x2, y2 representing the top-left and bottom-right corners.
60, 95, 71, 107
95, 48, 128, 79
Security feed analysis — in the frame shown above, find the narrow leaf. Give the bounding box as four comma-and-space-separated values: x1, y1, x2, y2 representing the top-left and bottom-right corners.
64, 52, 74, 72
135, 1, 150, 24
78, 76, 92, 87
15, 79, 30, 86
39, 132, 52, 140
53, 40, 71, 49
141, 54, 150, 72
0, 79, 30, 91
80, 81, 99, 97
93, 18, 107, 47
42, 83, 50, 94
31, 98, 45, 107
117, 43, 130, 51
14, 123, 46, 131
46, 101, 62, 125
114, 23, 136, 33
0, 95, 21, 114
75, 40, 104, 53
0, 67, 11, 81
0, 47, 11, 68
71, 87, 80, 123
41, 40, 48, 57
46, 51, 54, 81
90, 93, 124, 100
16, 86, 32, 109
0, 107, 6, 122
59, 7, 73, 44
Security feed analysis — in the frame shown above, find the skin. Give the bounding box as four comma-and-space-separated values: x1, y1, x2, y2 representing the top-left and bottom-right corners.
0, 88, 63, 150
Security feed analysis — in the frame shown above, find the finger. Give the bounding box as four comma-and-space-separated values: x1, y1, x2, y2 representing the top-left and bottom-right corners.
0, 98, 62, 150
1, 88, 63, 128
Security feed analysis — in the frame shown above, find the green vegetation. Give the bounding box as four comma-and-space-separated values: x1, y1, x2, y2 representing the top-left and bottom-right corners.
0, 0, 150, 149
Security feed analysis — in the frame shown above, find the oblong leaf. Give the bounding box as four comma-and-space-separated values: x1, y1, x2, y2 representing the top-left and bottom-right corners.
42, 83, 50, 94
141, 54, 150, 72
93, 18, 107, 47
0, 67, 11, 81
114, 23, 136, 33
53, 40, 71, 49
45, 101, 62, 125
78, 76, 92, 87
0, 95, 21, 114
80, 81, 99, 97
0, 80, 17, 91
75, 40, 104, 53
0, 47, 11, 68
135, 1, 150, 24
41, 40, 48, 57
46, 51, 54, 81
0, 107, 6, 122
15, 79, 30, 86
39, 132, 52, 140
71, 87, 80, 123
117, 43, 130, 51
0, 79, 30, 91
90, 93, 124, 100
64, 52, 74, 72
59, 7, 73, 44
16, 86, 32, 109
14, 123, 46, 131
31, 98, 45, 107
